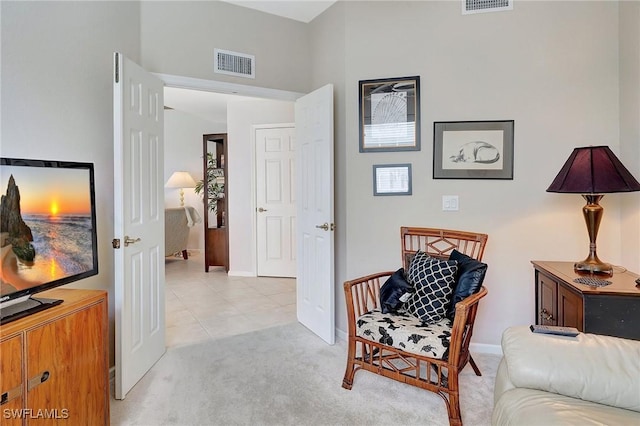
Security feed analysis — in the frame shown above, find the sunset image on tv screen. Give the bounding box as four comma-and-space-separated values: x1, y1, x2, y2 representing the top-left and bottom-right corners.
0, 165, 95, 295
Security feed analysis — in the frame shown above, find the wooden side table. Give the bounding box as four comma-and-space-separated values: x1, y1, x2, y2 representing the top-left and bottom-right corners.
532, 260, 640, 340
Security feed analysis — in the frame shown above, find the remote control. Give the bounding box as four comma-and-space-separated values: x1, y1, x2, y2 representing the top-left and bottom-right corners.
636, 277, 640, 286
530, 324, 579, 337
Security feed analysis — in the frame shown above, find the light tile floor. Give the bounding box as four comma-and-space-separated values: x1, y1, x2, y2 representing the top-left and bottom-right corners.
165, 251, 297, 347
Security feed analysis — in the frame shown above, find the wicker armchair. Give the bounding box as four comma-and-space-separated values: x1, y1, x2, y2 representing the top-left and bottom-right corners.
342, 227, 488, 426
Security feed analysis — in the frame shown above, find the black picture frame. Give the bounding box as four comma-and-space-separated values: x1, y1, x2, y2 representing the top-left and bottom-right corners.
433, 120, 514, 179
373, 163, 412, 196
359, 76, 420, 152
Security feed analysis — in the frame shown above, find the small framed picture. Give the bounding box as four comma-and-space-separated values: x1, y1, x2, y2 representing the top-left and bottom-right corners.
433, 120, 514, 179
359, 76, 420, 152
373, 163, 412, 196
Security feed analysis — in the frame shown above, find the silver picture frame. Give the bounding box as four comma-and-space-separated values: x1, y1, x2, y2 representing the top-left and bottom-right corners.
373, 163, 412, 196
433, 120, 514, 179
359, 76, 420, 152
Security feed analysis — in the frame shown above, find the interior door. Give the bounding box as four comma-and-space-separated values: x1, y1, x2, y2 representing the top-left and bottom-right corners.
113, 52, 166, 399
295, 85, 335, 344
256, 126, 296, 278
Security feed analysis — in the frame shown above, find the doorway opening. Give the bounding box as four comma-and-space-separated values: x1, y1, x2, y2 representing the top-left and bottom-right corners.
162, 76, 301, 347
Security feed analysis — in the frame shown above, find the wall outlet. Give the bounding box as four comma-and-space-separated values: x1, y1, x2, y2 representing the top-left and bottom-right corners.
442, 195, 459, 211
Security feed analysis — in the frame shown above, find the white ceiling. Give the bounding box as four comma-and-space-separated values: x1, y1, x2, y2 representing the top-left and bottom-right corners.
221, 0, 337, 23
164, 1, 336, 122
164, 87, 261, 124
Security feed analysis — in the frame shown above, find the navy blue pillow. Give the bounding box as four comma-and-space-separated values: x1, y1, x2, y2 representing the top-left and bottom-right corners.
379, 268, 413, 314
447, 249, 488, 319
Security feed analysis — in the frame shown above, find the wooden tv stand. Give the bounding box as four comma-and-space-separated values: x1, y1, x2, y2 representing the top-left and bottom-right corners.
0, 289, 109, 425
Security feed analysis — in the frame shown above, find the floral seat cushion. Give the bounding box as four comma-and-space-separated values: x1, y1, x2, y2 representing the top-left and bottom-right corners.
356, 309, 452, 359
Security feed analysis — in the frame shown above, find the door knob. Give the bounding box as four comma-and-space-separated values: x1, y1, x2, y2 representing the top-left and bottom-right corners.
315, 223, 335, 231
124, 235, 141, 247
257, 207, 268, 212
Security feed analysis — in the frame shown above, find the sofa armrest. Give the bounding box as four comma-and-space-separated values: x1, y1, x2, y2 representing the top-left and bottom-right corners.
501, 326, 640, 412
493, 358, 516, 406
164, 208, 190, 256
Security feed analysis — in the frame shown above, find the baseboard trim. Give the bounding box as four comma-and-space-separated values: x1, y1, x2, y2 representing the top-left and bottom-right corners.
470, 342, 502, 355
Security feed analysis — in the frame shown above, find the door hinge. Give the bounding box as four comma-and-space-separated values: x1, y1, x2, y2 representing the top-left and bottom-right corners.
112, 238, 121, 249
114, 53, 119, 83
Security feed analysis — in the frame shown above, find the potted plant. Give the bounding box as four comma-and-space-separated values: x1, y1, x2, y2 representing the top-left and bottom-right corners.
194, 152, 224, 214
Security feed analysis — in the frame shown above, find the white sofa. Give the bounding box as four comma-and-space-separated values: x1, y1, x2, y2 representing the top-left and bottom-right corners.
164, 207, 200, 259
493, 326, 640, 425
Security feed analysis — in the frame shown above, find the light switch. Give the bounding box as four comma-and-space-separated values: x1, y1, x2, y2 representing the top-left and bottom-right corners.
442, 195, 459, 211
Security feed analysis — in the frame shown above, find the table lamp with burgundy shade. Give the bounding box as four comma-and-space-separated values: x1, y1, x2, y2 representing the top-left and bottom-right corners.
546, 145, 640, 276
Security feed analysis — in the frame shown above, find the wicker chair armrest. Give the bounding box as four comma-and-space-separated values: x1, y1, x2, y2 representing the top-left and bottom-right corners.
343, 271, 395, 290
343, 271, 395, 327
453, 286, 488, 317
448, 286, 488, 365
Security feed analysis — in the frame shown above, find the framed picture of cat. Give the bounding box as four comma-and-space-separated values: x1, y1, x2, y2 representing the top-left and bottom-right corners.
433, 120, 514, 179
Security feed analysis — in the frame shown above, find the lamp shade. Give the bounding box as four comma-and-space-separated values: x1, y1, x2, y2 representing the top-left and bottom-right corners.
546, 146, 640, 194
165, 171, 197, 189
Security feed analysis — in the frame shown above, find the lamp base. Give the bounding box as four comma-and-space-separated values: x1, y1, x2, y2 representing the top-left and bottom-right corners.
574, 259, 613, 276
573, 194, 612, 277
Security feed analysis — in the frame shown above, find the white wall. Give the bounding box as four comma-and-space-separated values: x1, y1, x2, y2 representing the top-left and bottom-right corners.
226, 99, 294, 276
139, 1, 311, 93
619, 1, 640, 274
1, 0, 141, 365
164, 109, 226, 250
3, 0, 637, 360
1, 1, 306, 368
313, 1, 629, 346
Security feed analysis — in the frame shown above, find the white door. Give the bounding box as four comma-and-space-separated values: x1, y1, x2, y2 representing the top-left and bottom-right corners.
113, 52, 166, 399
295, 85, 335, 344
256, 126, 297, 278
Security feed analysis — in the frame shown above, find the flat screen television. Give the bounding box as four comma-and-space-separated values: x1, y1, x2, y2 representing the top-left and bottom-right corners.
0, 157, 98, 324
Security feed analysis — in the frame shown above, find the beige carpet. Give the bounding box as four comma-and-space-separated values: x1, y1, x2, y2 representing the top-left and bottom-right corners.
110, 322, 499, 425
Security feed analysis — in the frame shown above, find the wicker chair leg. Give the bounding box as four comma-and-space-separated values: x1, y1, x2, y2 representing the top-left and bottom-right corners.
447, 380, 463, 426
468, 355, 482, 376
442, 366, 463, 426
342, 364, 355, 389
342, 341, 356, 390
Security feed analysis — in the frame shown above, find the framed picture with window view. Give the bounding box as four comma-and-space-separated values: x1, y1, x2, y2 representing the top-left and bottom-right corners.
373, 163, 412, 196
359, 76, 420, 152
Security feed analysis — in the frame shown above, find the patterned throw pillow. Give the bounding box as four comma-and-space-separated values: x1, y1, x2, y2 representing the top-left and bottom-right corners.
405, 251, 458, 324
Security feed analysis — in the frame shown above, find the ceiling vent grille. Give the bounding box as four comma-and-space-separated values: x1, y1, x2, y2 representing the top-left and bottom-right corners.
214, 48, 255, 79
462, 0, 513, 15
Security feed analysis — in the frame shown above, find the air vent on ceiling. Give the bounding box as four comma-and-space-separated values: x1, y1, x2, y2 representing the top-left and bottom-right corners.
214, 48, 255, 79
462, 0, 513, 15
